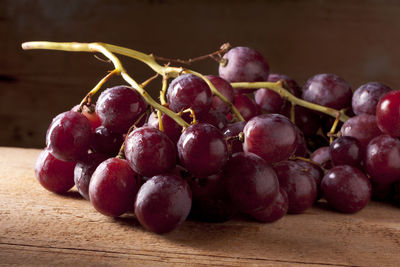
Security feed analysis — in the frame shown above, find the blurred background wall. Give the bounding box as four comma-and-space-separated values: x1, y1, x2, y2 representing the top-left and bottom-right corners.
2, 0, 400, 148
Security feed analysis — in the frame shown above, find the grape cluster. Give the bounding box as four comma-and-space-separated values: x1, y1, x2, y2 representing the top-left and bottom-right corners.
34, 45, 400, 235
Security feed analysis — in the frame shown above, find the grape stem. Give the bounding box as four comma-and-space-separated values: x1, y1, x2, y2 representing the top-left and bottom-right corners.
231, 81, 350, 122
21, 41, 190, 128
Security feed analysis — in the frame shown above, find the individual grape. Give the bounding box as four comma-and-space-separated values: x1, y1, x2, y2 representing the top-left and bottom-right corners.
225, 152, 279, 213
134, 174, 192, 234
147, 111, 182, 144
365, 134, 400, 184
249, 188, 288, 223
198, 110, 228, 130
330, 136, 362, 167
282, 105, 321, 137
273, 161, 317, 214
234, 94, 261, 121
302, 73, 352, 110
188, 173, 236, 222
310, 146, 333, 170
206, 75, 234, 114
178, 123, 228, 176
254, 88, 284, 114
72, 104, 101, 130
124, 126, 176, 177
35, 148, 76, 194
243, 114, 297, 164
74, 152, 109, 200
218, 46, 269, 86
293, 159, 324, 201
46, 110, 92, 161
321, 165, 371, 213
89, 158, 139, 217
91, 126, 124, 157
167, 74, 212, 116
222, 121, 245, 155
352, 82, 392, 115
376, 90, 400, 137
340, 114, 382, 151
96, 85, 147, 134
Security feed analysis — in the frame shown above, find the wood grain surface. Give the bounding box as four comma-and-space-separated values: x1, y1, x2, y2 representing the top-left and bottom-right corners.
3, 0, 400, 148
0, 147, 399, 266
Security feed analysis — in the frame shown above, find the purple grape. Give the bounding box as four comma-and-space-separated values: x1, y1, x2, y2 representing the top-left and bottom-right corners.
352, 82, 392, 115
91, 126, 124, 157
35, 148, 76, 194
321, 165, 371, 213
167, 74, 212, 116
310, 146, 333, 170
255, 88, 284, 114
293, 126, 308, 157
234, 94, 261, 121
96, 85, 147, 134
222, 121, 245, 155
340, 114, 382, 151
330, 136, 362, 167
225, 152, 279, 213
147, 111, 182, 144
249, 188, 288, 223
365, 134, 400, 184
376, 90, 400, 137
74, 152, 109, 200
244, 114, 297, 164
178, 123, 228, 177
46, 110, 92, 162
273, 161, 317, 214
89, 158, 139, 217
206, 75, 234, 114
219, 46, 269, 85
198, 110, 228, 130
267, 73, 301, 97
302, 73, 352, 110
188, 173, 236, 222
294, 159, 324, 201
124, 126, 177, 177
134, 174, 192, 234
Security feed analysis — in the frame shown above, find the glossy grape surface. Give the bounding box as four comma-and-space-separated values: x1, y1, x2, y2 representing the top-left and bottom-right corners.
340, 114, 382, 151
134, 174, 192, 234
244, 114, 297, 164
89, 158, 139, 217
167, 74, 212, 116
35, 149, 76, 194
321, 165, 371, 213
218, 46, 269, 84
222, 121, 245, 155
250, 188, 288, 223
302, 73, 352, 110
147, 111, 182, 144
294, 159, 324, 201
273, 161, 317, 214
310, 146, 333, 170
124, 126, 176, 177
46, 110, 92, 161
365, 134, 400, 184
72, 104, 101, 130
376, 90, 400, 137
352, 82, 391, 115
330, 136, 362, 167
255, 88, 283, 114
225, 152, 279, 213
96, 85, 147, 134
91, 126, 124, 157
178, 123, 228, 176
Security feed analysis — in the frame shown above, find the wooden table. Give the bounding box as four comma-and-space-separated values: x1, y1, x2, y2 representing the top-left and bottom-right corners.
1, 147, 399, 266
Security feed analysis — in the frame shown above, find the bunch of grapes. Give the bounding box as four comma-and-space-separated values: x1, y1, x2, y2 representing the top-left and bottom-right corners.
32, 43, 400, 235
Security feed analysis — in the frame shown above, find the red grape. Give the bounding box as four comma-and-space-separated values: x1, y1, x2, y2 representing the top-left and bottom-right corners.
249, 188, 288, 223
352, 82, 391, 115
206, 75, 234, 114
330, 136, 362, 167
234, 94, 261, 121
376, 90, 400, 137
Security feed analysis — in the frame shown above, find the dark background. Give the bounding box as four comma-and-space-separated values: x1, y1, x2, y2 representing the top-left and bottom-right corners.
2, 0, 400, 148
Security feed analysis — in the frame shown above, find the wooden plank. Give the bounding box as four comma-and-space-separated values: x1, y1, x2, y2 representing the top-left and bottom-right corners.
0, 147, 399, 266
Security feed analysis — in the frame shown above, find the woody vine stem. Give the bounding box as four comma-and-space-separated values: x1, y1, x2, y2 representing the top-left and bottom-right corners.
21, 41, 350, 130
